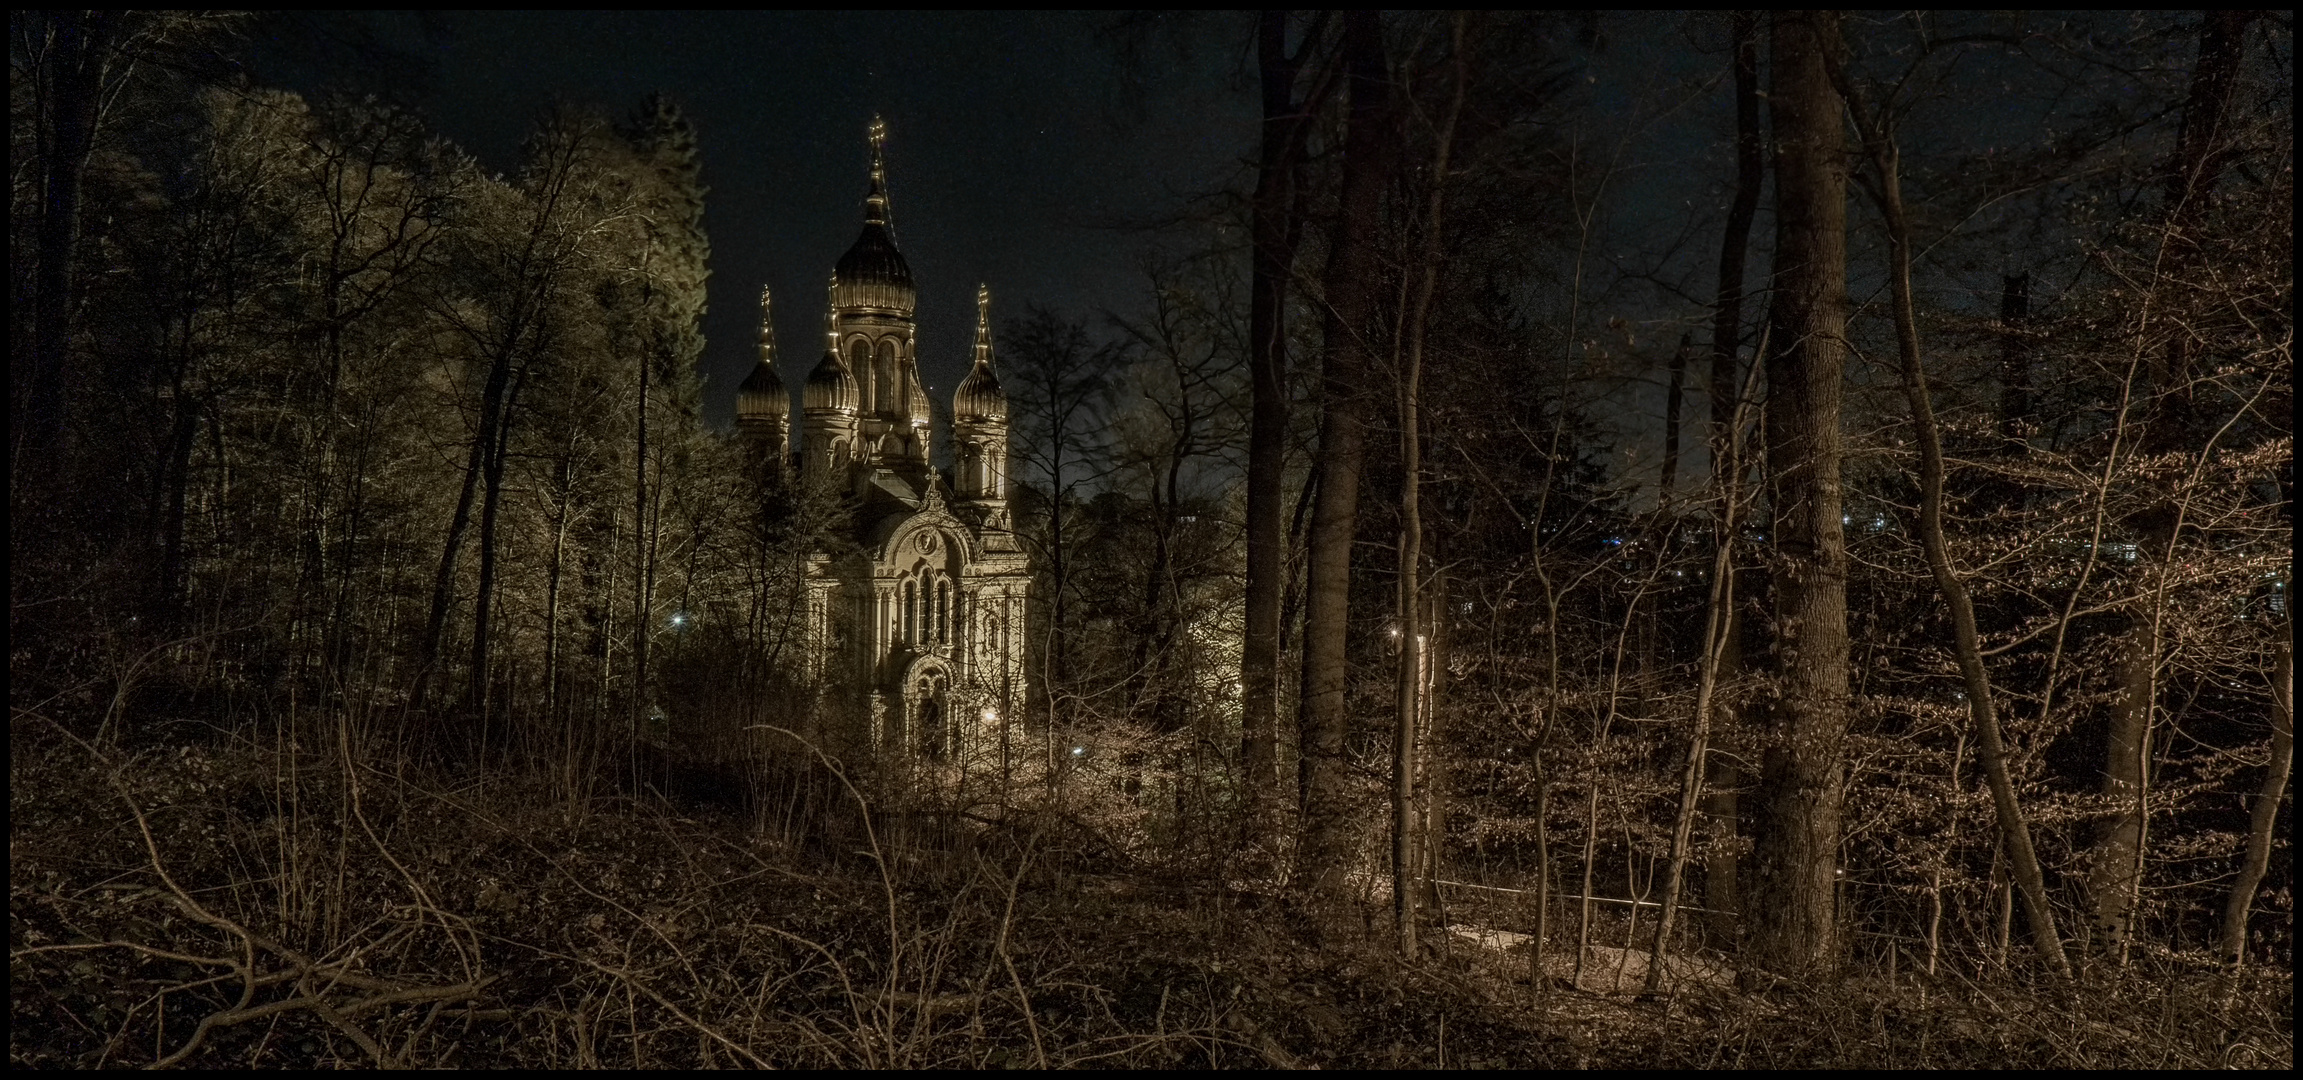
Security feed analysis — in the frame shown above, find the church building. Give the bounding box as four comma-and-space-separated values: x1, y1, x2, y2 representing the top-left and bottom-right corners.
736, 118, 1030, 761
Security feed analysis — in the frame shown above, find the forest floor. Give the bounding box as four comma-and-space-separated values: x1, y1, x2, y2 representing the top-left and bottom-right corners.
9, 721, 2292, 1070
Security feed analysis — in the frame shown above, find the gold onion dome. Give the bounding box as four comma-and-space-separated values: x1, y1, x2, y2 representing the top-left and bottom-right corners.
902, 365, 932, 424
805, 351, 858, 413
954, 284, 1007, 424
737, 286, 789, 421
954, 363, 1006, 423
832, 116, 915, 314
738, 362, 789, 418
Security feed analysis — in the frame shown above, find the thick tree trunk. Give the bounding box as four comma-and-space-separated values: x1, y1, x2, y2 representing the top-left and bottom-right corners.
1243, 9, 1316, 807
1745, 8, 1851, 980
2219, 633, 2293, 964
1701, 10, 1764, 943
1295, 9, 1395, 901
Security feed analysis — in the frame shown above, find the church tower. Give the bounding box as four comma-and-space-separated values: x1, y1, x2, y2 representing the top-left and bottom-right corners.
830, 115, 932, 496
802, 277, 860, 476
952, 285, 1011, 529
735, 286, 790, 453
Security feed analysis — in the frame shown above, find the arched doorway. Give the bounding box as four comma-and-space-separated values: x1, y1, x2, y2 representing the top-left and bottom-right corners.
903, 659, 952, 760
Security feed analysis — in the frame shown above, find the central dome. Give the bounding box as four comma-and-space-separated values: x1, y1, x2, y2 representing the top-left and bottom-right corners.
835, 221, 914, 292
832, 115, 916, 315
831, 225, 916, 315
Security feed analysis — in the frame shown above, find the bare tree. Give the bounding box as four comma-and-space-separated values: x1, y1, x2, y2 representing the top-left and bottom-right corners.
2087, 8, 2264, 958
1295, 8, 1398, 902
1744, 8, 1852, 979
1833, 49, 2071, 979
1242, 9, 1333, 812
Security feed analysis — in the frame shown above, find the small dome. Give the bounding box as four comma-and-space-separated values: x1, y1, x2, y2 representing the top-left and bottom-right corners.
737, 361, 789, 423
902, 366, 932, 426
804, 351, 858, 413
954, 360, 1006, 424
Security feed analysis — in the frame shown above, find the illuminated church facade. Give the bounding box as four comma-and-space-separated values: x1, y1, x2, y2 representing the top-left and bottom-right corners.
735, 118, 1029, 759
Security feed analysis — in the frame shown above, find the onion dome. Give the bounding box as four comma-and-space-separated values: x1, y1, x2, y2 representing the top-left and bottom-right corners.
736, 286, 790, 425
954, 363, 1006, 424
901, 363, 933, 427
805, 351, 858, 413
738, 363, 789, 422
831, 116, 915, 314
954, 284, 1008, 424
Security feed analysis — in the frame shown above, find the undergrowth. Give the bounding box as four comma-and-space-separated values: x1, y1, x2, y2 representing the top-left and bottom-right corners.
9, 713, 2291, 1069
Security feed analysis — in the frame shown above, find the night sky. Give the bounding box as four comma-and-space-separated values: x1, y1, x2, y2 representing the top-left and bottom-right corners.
248, 12, 2156, 471
286, 11, 1260, 428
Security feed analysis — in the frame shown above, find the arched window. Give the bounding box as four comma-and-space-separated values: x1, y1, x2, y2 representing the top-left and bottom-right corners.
874, 339, 897, 414
936, 579, 949, 643
902, 580, 916, 643
848, 339, 871, 408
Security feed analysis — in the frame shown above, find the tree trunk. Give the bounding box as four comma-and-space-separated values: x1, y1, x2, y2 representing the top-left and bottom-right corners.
632, 329, 653, 766
415, 360, 505, 715
1834, 65, 2072, 976
2090, 7, 2261, 959
468, 359, 531, 724
545, 453, 574, 723
1295, 9, 1395, 901
2091, 589, 2160, 955
1745, 8, 1851, 981
23, 11, 120, 482
1391, 13, 1467, 957
1244, 9, 1318, 808
2219, 632, 2293, 965
1646, 361, 1756, 992
1701, 10, 1764, 943
1659, 336, 1689, 499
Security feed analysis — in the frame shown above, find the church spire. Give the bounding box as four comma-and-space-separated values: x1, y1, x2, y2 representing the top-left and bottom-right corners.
737, 284, 791, 446
831, 115, 915, 316
864, 114, 892, 235
824, 273, 840, 354
954, 284, 1008, 427
756, 285, 777, 369
972, 283, 993, 364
